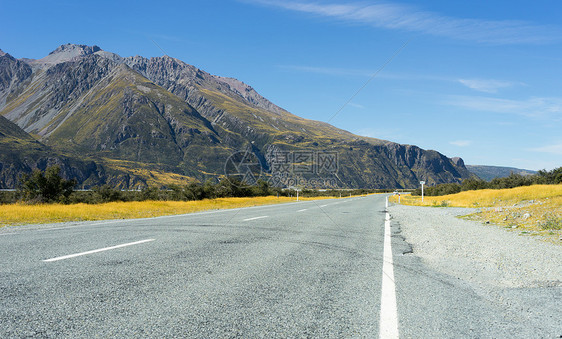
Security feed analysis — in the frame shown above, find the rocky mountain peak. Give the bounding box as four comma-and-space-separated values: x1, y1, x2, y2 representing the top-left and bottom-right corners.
34, 43, 103, 67
0, 49, 6, 57
48, 43, 101, 56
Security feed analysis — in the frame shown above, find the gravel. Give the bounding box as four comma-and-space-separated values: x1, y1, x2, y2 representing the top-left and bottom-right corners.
388, 204, 562, 288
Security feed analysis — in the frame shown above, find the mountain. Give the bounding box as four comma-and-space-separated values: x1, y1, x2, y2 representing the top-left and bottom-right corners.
467, 165, 536, 181
0, 44, 473, 188
0, 114, 108, 188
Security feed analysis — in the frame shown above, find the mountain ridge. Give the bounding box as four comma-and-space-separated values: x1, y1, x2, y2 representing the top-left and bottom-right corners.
0, 44, 473, 188
467, 165, 536, 181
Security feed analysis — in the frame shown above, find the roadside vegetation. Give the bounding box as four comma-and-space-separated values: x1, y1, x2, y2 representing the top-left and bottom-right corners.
0, 196, 330, 226
411, 167, 562, 197
0, 166, 384, 226
1, 165, 383, 205
390, 184, 562, 243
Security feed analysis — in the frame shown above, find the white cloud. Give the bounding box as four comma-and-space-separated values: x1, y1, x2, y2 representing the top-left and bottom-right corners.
449, 140, 472, 147
246, 0, 560, 44
457, 79, 523, 93
444, 95, 562, 119
528, 143, 562, 155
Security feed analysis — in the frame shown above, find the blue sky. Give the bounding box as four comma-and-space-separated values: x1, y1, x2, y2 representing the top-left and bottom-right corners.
1, 0, 561, 170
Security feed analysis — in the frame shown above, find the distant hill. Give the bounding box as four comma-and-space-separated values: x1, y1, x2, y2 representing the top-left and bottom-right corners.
467, 165, 536, 181
0, 44, 473, 188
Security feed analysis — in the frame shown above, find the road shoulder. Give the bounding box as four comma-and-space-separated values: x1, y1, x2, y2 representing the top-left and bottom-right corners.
388, 204, 562, 288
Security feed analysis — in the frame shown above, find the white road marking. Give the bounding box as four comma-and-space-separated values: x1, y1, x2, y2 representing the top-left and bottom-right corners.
35, 227, 68, 232
43, 239, 155, 262
297, 209, 308, 212
242, 216, 269, 221
319, 204, 328, 208
379, 212, 399, 339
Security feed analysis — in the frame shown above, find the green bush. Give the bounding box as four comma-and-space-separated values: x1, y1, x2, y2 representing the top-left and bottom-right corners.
18, 166, 76, 203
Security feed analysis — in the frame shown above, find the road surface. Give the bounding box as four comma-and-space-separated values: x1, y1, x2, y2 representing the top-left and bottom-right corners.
0, 195, 559, 337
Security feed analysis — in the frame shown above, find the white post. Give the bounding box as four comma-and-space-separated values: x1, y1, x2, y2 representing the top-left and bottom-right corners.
420, 181, 425, 202
296, 190, 299, 201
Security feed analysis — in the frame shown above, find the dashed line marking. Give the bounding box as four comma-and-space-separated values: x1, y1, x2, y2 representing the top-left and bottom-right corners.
43, 239, 155, 262
242, 216, 269, 221
297, 209, 308, 212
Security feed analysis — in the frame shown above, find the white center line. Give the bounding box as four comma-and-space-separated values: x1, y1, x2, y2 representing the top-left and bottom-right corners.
319, 204, 328, 208
242, 216, 269, 221
379, 212, 399, 338
297, 209, 308, 212
43, 239, 155, 262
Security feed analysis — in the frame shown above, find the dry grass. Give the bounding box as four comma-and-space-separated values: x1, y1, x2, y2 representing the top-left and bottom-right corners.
389, 184, 562, 242
0, 196, 333, 227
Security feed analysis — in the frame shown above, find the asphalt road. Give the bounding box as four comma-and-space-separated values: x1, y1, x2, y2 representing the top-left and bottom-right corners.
0, 195, 559, 338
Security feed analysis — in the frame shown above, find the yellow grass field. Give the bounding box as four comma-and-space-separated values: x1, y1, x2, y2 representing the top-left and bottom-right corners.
0, 196, 333, 227
389, 184, 562, 242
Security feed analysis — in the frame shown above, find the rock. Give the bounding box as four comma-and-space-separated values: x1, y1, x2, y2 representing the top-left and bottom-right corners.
523, 213, 531, 220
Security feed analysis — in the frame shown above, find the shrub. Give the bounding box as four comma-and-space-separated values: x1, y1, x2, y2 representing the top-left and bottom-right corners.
93, 185, 124, 203
18, 166, 76, 203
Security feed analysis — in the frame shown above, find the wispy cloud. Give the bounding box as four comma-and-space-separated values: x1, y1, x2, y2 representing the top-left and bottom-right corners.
278, 65, 456, 83
246, 0, 560, 44
449, 140, 472, 147
528, 143, 562, 155
445, 95, 562, 119
458, 78, 523, 93
277, 64, 373, 77
348, 102, 365, 109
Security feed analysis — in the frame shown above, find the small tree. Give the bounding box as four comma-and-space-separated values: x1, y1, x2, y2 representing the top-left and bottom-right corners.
19, 166, 76, 203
